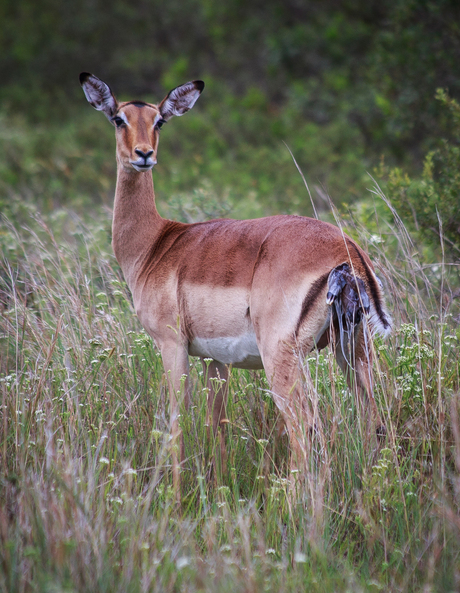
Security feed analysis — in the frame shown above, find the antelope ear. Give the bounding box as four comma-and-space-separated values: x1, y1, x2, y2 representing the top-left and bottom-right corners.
79, 72, 118, 120
159, 80, 204, 121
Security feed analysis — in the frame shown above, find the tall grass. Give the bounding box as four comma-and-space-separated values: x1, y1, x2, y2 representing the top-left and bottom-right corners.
0, 195, 459, 592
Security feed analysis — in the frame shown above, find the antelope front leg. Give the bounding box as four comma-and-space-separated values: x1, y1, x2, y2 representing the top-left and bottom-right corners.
201, 358, 229, 478
160, 341, 190, 500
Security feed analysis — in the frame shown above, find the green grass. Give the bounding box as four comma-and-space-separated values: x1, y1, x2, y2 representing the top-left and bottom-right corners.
1, 196, 459, 592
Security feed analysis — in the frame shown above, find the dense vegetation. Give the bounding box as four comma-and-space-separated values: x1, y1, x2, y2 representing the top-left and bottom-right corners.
1, 0, 459, 591
1, 0, 460, 218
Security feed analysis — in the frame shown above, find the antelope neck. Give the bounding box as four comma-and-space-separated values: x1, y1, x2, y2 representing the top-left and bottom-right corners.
112, 167, 164, 288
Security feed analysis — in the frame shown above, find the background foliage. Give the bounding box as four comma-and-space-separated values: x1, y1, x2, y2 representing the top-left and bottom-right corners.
1, 0, 460, 222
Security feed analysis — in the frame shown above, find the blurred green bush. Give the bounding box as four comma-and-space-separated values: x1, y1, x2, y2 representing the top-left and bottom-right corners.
1, 0, 460, 225
385, 90, 460, 262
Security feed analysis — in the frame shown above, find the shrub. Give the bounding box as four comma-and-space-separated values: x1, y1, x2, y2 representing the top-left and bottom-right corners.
387, 90, 460, 263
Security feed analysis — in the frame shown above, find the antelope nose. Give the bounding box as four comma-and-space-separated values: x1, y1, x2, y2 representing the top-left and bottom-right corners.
135, 148, 154, 160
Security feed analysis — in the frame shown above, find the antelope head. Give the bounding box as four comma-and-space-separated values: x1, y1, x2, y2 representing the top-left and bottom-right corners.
79, 73, 204, 172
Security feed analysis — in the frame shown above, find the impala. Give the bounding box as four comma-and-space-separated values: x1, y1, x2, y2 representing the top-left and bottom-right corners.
80, 72, 391, 491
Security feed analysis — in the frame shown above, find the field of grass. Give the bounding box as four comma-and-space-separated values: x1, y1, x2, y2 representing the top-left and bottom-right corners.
1, 187, 459, 592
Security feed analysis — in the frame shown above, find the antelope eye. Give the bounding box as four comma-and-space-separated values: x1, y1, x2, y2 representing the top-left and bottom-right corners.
156, 118, 167, 129
112, 116, 125, 127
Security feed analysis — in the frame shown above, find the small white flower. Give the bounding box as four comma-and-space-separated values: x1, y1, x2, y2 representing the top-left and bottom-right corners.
176, 557, 190, 570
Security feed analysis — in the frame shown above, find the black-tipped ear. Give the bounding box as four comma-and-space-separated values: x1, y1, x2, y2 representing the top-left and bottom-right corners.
80, 72, 118, 120
79, 72, 91, 85
159, 80, 204, 121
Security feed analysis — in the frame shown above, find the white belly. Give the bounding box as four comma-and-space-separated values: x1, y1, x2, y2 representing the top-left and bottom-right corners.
189, 332, 263, 369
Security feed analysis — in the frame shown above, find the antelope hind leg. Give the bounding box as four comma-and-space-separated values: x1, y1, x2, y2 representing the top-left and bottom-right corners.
261, 340, 314, 479
333, 322, 385, 438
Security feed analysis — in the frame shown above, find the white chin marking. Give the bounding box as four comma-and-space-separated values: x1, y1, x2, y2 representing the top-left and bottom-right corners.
189, 333, 263, 370
131, 163, 154, 172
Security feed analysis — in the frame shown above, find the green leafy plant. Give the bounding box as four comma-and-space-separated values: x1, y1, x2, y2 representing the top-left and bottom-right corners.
387, 90, 460, 262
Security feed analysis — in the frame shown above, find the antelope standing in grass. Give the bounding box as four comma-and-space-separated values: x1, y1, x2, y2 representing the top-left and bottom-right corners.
80, 72, 391, 492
